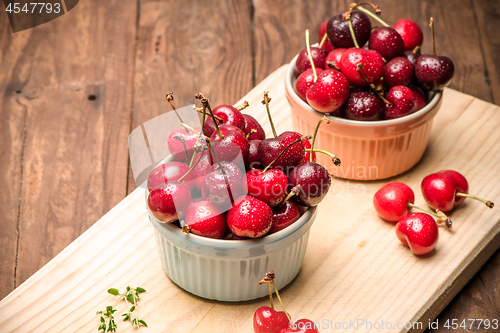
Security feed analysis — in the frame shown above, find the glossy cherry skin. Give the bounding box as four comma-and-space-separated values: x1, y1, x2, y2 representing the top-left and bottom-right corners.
306, 69, 350, 113
409, 84, 427, 111
191, 152, 212, 191
271, 200, 301, 233
341, 89, 384, 121
243, 114, 266, 141
415, 55, 455, 91
253, 306, 290, 333
210, 124, 250, 163
246, 139, 263, 170
326, 11, 371, 48
167, 128, 200, 162
202, 161, 244, 210
369, 27, 404, 60
318, 20, 335, 53
148, 181, 192, 223
258, 131, 305, 173
245, 168, 288, 208
184, 201, 226, 239
203, 105, 245, 137
384, 85, 417, 120
295, 68, 324, 102
339, 48, 384, 87
324, 48, 346, 69
295, 47, 328, 75
288, 162, 331, 207
383, 57, 414, 88
395, 212, 439, 256
280, 319, 319, 333
421, 170, 468, 212
393, 18, 424, 51
147, 161, 193, 192
373, 182, 415, 222
227, 195, 273, 238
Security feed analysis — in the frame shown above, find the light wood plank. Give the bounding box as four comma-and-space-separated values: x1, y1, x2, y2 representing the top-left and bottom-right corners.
0, 66, 498, 333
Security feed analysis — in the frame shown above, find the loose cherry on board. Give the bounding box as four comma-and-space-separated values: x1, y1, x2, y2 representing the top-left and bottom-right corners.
183, 201, 226, 239
227, 195, 273, 238
396, 212, 439, 256
421, 170, 494, 212
254, 271, 290, 333
373, 182, 452, 226
415, 18, 454, 91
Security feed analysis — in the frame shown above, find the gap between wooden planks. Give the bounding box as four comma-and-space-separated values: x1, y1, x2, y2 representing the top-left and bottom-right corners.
0, 65, 499, 333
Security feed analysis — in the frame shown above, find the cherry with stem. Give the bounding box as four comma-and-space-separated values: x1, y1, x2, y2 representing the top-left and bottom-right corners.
258, 271, 291, 322
350, 2, 389, 27
407, 202, 453, 228
279, 185, 301, 209
262, 135, 312, 173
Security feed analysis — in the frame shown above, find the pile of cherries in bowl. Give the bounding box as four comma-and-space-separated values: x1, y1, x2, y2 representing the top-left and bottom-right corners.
147, 92, 339, 240
295, 2, 455, 121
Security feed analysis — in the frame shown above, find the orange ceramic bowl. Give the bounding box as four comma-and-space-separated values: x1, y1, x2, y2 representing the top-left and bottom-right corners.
285, 54, 443, 180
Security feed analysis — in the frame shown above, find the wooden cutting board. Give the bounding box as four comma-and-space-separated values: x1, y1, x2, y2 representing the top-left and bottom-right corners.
0, 65, 499, 333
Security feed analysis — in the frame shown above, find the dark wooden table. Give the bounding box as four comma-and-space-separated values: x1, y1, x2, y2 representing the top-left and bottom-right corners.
0, 1, 498, 332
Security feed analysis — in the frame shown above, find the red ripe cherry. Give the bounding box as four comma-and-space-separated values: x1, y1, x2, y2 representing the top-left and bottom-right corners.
393, 18, 424, 51
148, 181, 192, 223
295, 68, 324, 102
373, 182, 415, 222
341, 89, 384, 121
339, 48, 384, 87
227, 195, 273, 238
167, 128, 200, 162
415, 55, 454, 91
369, 27, 404, 60
184, 201, 226, 239
246, 139, 263, 170
210, 124, 250, 162
191, 152, 212, 191
326, 11, 371, 48
253, 306, 290, 333
288, 162, 331, 207
203, 105, 245, 137
147, 161, 193, 192
271, 200, 301, 233
243, 114, 266, 141
245, 169, 288, 208
384, 85, 417, 120
258, 131, 305, 173
324, 48, 346, 69
383, 57, 414, 88
421, 170, 494, 212
202, 161, 244, 210
395, 212, 439, 256
280, 319, 319, 333
409, 84, 427, 111
318, 20, 334, 53
295, 47, 328, 75
306, 69, 350, 113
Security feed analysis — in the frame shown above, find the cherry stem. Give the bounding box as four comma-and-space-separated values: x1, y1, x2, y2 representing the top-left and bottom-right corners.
246, 129, 257, 140
179, 150, 206, 181
456, 193, 494, 208
263, 136, 312, 172
306, 148, 341, 166
430, 17, 436, 56
279, 185, 301, 208
205, 100, 223, 138
194, 106, 223, 122
310, 116, 330, 162
347, 18, 360, 48
206, 140, 226, 175
172, 134, 189, 162
327, 61, 340, 71
166, 92, 189, 134
407, 202, 453, 228
181, 123, 200, 135
271, 281, 291, 322
352, 4, 389, 27
413, 46, 420, 54
319, 33, 328, 49
356, 64, 392, 105
268, 283, 274, 309
236, 101, 250, 111
305, 29, 318, 82
262, 91, 277, 138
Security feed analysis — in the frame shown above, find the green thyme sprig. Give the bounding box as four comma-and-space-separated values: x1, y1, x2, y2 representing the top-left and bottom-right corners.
96, 286, 147, 332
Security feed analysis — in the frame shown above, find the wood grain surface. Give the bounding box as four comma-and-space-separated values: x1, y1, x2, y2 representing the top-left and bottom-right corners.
0, 1, 499, 332
0, 68, 499, 333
